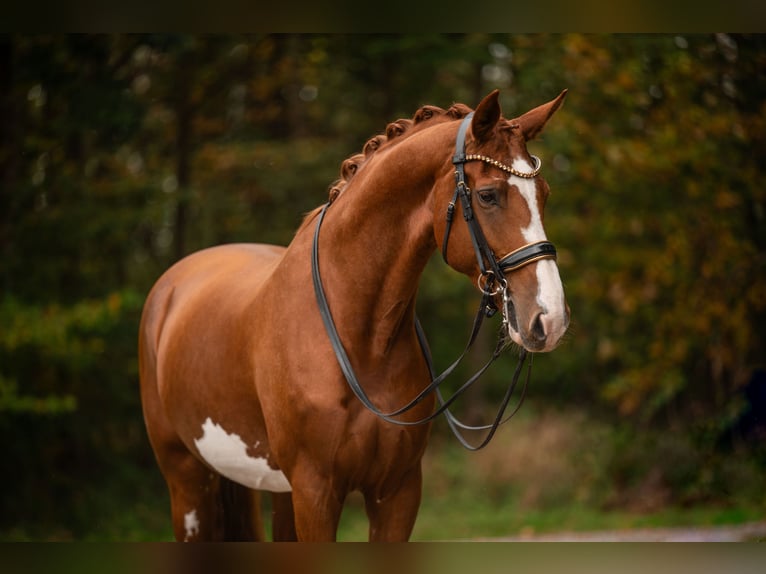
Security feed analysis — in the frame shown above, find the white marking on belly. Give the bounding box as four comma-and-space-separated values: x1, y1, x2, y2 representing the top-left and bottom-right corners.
194, 417, 292, 492
184, 509, 199, 541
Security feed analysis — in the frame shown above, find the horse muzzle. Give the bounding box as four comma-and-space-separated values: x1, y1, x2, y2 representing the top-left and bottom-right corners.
505, 297, 569, 353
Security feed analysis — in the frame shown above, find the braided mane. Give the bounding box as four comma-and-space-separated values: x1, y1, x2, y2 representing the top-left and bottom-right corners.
296, 101, 473, 234
326, 102, 473, 203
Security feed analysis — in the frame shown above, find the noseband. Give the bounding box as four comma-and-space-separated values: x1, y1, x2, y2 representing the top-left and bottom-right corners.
311, 114, 558, 450
443, 112, 557, 307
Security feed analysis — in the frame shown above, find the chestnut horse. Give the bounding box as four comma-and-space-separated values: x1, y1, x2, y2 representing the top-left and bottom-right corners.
139, 89, 569, 541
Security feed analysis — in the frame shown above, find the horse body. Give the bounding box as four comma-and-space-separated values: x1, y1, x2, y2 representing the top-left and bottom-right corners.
139, 90, 569, 541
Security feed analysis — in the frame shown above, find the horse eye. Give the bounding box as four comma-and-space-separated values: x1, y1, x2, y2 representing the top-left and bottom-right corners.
476, 188, 497, 205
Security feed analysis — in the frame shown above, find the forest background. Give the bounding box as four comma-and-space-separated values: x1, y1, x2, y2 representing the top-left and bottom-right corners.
0, 34, 764, 540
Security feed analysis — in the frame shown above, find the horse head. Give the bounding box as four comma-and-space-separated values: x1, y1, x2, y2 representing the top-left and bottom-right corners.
433, 90, 570, 353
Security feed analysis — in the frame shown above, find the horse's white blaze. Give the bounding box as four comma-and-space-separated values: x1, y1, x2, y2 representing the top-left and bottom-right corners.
184, 509, 199, 541
510, 159, 567, 340
194, 417, 292, 492
512, 159, 545, 245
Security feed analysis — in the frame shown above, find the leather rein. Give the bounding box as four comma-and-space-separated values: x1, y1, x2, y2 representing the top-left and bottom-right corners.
311, 113, 557, 450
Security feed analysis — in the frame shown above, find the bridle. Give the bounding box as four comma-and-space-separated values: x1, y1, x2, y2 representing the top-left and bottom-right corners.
443, 112, 557, 308
311, 113, 557, 450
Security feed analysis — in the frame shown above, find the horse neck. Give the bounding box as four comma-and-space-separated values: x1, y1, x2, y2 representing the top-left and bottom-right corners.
311, 128, 452, 361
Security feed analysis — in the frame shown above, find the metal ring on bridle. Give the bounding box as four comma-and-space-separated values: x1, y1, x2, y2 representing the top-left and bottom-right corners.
477, 271, 506, 296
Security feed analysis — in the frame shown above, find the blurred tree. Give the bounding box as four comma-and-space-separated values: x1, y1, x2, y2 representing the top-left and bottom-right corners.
542, 35, 766, 424
0, 34, 158, 538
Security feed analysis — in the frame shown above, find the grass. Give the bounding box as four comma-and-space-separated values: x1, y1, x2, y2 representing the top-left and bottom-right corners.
336, 495, 765, 541
333, 403, 766, 541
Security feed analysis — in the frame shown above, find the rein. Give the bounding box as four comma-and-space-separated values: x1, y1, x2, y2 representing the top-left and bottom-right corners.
311, 114, 557, 450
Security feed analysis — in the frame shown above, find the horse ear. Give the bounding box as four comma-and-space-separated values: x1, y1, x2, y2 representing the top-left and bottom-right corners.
471, 89, 502, 143
514, 89, 568, 141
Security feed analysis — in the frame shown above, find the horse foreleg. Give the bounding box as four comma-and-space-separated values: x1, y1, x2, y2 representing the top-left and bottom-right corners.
289, 467, 345, 541
364, 466, 423, 542
270, 492, 297, 541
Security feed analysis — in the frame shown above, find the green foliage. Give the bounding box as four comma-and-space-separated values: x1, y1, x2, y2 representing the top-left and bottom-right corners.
335, 406, 766, 541
505, 35, 766, 423
1, 34, 764, 540
0, 289, 151, 539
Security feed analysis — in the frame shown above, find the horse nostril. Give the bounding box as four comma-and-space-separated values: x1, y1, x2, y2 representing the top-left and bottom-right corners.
531, 313, 547, 342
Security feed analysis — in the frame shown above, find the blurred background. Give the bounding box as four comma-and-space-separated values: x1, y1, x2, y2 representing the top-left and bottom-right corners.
0, 34, 764, 541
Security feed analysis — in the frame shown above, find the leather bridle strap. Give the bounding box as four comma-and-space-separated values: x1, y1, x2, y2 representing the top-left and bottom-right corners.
443, 112, 506, 281
417, 319, 533, 451
443, 113, 557, 285
313, 201, 531, 447
498, 241, 558, 272
441, 114, 470, 266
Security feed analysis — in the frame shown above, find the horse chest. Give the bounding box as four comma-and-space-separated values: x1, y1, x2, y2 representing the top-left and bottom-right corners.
193, 417, 292, 492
